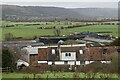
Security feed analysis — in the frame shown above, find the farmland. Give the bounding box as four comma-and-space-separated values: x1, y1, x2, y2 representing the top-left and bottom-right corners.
2, 72, 119, 79
1, 21, 118, 40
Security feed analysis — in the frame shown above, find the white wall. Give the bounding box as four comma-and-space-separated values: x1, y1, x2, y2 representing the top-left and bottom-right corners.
60, 52, 76, 61
85, 61, 90, 65
68, 61, 75, 65
37, 60, 111, 65
101, 61, 111, 64
48, 61, 52, 65
38, 61, 47, 64
55, 61, 64, 65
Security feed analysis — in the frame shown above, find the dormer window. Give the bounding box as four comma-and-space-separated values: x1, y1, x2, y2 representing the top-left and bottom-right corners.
52, 49, 55, 54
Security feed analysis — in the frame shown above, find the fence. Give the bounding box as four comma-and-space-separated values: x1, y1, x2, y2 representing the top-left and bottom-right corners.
0, 67, 11, 72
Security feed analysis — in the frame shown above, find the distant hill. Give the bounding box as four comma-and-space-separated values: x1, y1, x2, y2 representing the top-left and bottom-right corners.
72, 8, 118, 19
1, 5, 118, 21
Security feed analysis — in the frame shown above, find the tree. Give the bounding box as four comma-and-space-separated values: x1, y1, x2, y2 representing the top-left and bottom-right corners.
2, 48, 17, 72
2, 48, 13, 68
53, 27, 61, 36
4, 33, 14, 41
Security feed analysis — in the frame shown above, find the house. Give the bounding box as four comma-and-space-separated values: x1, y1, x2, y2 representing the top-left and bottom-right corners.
37, 45, 117, 66
19, 44, 86, 67
37, 44, 86, 66
18, 43, 118, 69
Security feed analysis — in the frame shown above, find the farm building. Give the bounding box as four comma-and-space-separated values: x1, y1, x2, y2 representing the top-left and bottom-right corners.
39, 37, 68, 44
83, 37, 113, 43
18, 43, 118, 70
3, 40, 44, 47
39, 32, 114, 44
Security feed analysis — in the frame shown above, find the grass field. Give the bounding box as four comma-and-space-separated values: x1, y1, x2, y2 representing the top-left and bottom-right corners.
2, 72, 119, 78
1, 21, 118, 40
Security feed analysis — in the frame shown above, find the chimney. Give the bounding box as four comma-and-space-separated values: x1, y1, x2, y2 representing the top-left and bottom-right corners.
57, 42, 60, 50
57, 40, 63, 50
57, 42, 61, 54
57, 42, 61, 59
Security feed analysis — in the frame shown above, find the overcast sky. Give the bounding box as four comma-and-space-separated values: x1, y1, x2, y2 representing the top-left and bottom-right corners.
1, 0, 119, 8
1, 0, 119, 2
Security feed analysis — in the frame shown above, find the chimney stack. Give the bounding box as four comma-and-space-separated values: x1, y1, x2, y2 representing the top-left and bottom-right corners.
57, 42, 60, 49
57, 41, 62, 59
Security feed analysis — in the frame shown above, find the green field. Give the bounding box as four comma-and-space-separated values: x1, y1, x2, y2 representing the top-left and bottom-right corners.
2, 72, 119, 78
1, 21, 118, 40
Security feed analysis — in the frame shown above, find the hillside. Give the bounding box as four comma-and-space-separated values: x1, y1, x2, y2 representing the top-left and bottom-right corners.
1, 5, 118, 21
72, 8, 118, 19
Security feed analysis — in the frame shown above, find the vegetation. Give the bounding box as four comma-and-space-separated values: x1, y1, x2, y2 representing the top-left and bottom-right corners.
2, 47, 19, 72
110, 38, 120, 46
2, 48, 13, 70
2, 72, 119, 79
4, 33, 14, 41
2, 21, 118, 40
53, 27, 61, 36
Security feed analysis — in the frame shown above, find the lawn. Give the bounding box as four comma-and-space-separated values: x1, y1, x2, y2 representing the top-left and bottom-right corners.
1, 21, 119, 40
2, 72, 119, 79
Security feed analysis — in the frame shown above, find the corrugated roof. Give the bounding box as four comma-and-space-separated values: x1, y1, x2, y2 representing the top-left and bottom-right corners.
84, 37, 113, 43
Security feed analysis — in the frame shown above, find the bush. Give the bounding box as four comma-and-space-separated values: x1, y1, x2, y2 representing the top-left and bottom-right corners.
4, 33, 14, 41
110, 38, 120, 46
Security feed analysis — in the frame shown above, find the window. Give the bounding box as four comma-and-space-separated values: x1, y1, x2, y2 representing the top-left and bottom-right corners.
52, 49, 55, 54
65, 53, 71, 57
52, 61, 55, 65
64, 61, 68, 64
80, 61, 85, 65
65, 53, 68, 56
79, 50, 84, 54
90, 56, 93, 60
69, 53, 71, 56
103, 48, 107, 54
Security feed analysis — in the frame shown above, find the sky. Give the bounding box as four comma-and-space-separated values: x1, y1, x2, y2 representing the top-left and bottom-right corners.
1, 0, 119, 2
1, 0, 119, 8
